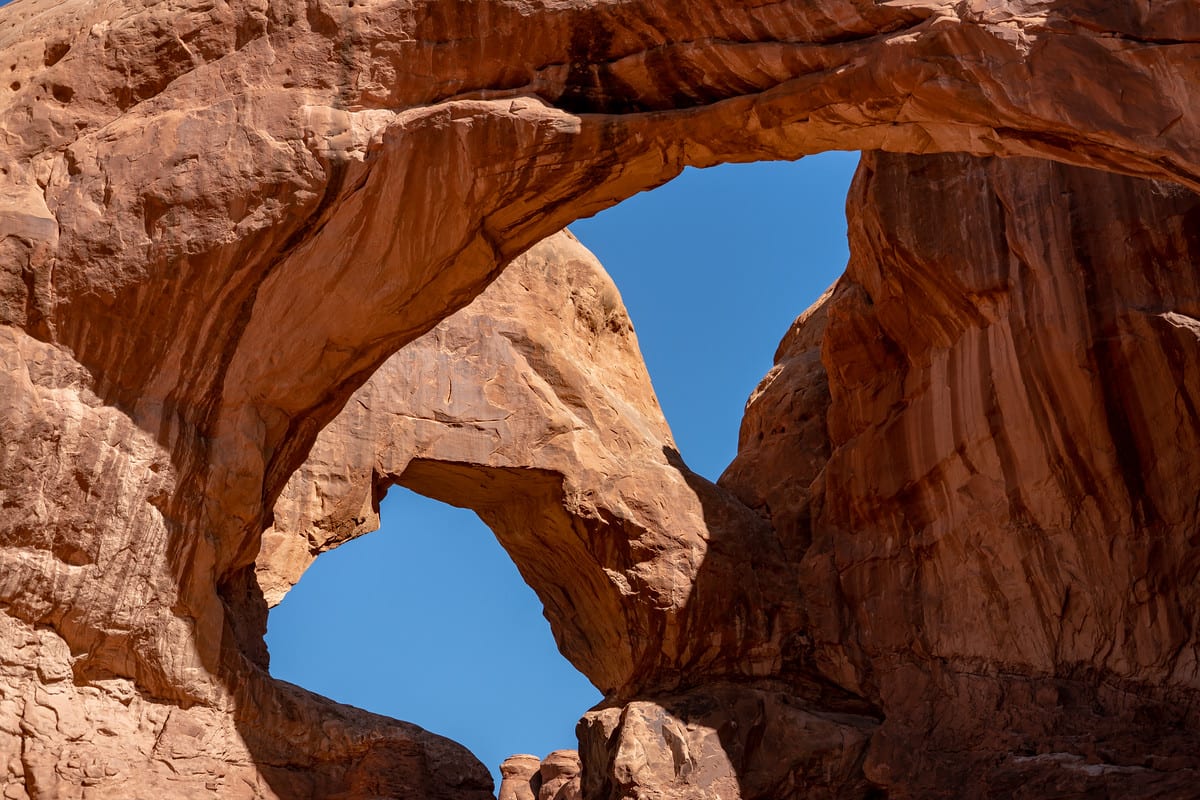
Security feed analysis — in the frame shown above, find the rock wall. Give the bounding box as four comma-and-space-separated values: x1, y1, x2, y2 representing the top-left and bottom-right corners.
260, 227, 880, 800
1, 0, 1200, 796
721, 152, 1200, 796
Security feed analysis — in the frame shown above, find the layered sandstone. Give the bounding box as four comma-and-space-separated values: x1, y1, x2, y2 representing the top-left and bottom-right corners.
261, 155, 1200, 797
257, 228, 883, 797
1, 0, 1199, 796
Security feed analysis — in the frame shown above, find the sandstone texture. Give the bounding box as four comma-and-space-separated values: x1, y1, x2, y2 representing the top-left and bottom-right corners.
498, 754, 542, 800
498, 751, 581, 800
1, 0, 1199, 796
262, 227, 879, 799
261, 155, 1200, 797
721, 152, 1200, 796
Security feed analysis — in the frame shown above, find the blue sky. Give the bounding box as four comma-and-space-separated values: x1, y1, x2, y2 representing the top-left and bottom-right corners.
266, 153, 860, 789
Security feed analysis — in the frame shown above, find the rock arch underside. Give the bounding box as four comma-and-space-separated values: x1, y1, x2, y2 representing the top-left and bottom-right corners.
1, 0, 1199, 796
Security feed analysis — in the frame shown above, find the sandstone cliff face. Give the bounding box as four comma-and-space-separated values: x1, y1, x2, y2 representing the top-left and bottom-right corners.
722, 152, 1200, 796
2, 0, 1200, 796
260, 156, 1200, 797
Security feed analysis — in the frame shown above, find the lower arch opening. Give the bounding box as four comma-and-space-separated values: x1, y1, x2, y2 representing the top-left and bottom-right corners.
264, 484, 602, 788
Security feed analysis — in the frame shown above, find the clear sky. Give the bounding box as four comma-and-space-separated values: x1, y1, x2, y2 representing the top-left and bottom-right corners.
265, 152, 860, 791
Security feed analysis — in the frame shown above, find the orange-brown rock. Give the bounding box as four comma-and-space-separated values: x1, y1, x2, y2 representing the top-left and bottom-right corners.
535, 750, 582, 800
579, 685, 880, 799
260, 230, 802, 699
260, 229, 878, 799
2, 0, 1200, 796
499, 751, 582, 800
498, 755, 542, 800
722, 151, 1200, 796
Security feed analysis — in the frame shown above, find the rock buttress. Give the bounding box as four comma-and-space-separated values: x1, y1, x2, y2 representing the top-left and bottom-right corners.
723, 152, 1200, 797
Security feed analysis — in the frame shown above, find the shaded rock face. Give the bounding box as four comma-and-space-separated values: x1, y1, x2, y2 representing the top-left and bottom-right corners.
1, 0, 1199, 796
721, 152, 1200, 796
262, 230, 880, 799
259, 155, 1200, 797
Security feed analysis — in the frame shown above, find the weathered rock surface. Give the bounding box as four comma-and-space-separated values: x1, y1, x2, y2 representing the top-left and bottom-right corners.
499, 751, 582, 800
536, 750, 582, 800
0, 319, 495, 799
498, 754, 542, 800
580, 685, 880, 800
263, 228, 880, 798
2, 0, 1200, 796
0, 617, 491, 800
722, 151, 1200, 796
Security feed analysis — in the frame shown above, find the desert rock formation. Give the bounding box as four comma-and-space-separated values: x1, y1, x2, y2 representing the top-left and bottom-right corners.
498, 751, 581, 800
721, 151, 1200, 797
498, 755, 543, 800
276, 154, 1200, 800
260, 230, 801, 701
2, 0, 1200, 796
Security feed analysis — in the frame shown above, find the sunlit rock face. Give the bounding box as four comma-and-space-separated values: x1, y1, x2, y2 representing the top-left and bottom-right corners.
2, 0, 1200, 795
499, 751, 582, 800
263, 155, 1200, 798
263, 230, 880, 799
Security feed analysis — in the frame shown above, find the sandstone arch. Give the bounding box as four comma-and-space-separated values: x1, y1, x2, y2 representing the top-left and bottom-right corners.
260, 230, 808, 699
2, 0, 1200, 796
259, 228, 881, 798
719, 151, 1200, 797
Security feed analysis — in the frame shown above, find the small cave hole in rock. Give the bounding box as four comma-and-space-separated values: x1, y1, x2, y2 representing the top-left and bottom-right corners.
266, 485, 601, 789
265, 151, 858, 791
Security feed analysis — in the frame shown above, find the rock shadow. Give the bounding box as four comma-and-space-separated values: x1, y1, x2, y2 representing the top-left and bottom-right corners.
571, 445, 881, 800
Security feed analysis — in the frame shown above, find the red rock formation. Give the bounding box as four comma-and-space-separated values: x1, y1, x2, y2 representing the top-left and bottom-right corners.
262, 229, 879, 799
260, 230, 799, 698
2, 0, 1200, 795
499, 752, 582, 800
722, 152, 1200, 796
265, 155, 1200, 797
499, 755, 543, 800
536, 750, 583, 800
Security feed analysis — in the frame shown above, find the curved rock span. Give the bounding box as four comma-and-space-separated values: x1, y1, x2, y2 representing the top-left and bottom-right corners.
1, 0, 1199, 797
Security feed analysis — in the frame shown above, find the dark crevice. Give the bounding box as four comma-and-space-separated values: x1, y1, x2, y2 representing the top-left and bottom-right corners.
42, 39, 70, 67
1065, 191, 1161, 531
